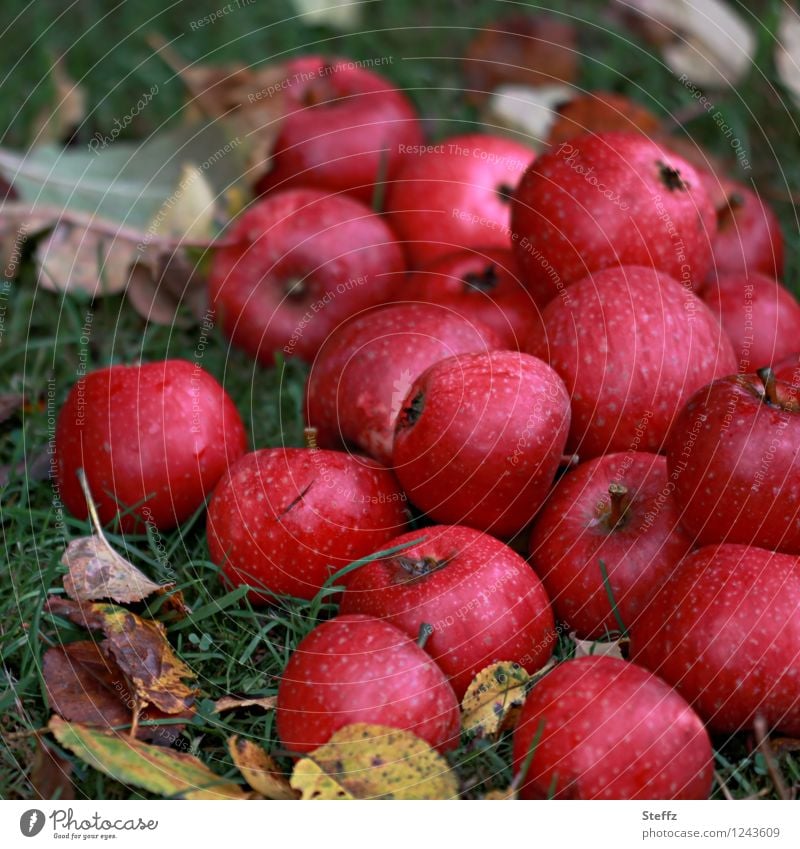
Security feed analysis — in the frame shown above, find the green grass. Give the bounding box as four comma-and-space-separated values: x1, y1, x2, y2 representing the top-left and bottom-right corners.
2, 0, 800, 800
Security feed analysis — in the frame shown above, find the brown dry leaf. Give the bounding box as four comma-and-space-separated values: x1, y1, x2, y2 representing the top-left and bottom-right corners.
769, 737, 800, 757
61, 470, 188, 616
44, 598, 197, 715
486, 84, 576, 151
776, 6, 800, 110
291, 724, 459, 800
463, 14, 579, 104
547, 92, 662, 146
571, 633, 626, 660
228, 736, 298, 800
214, 695, 277, 714
30, 736, 75, 800
31, 56, 87, 146
461, 661, 531, 739
484, 787, 518, 800
126, 251, 208, 326
620, 0, 755, 87
50, 715, 248, 800
42, 640, 188, 745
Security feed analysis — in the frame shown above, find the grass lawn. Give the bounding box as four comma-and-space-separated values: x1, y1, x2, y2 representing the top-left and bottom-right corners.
1, 0, 799, 799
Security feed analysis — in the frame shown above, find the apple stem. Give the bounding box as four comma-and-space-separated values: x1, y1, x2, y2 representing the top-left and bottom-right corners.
463, 264, 498, 293
559, 453, 580, 468
757, 367, 779, 406
603, 483, 629, 530
304, 427, 318, 450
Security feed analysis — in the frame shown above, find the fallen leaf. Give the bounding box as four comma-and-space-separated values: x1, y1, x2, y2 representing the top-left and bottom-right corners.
484, 787, 518, 800
213, 695, 277, 714
42, 641, 188, 745
290, 724, 459, 800
776, 6, 800, 110
49, 716, 248, 799
31, 56, 87, 146
45, 598, 197, 715
770, 737, 800, 757
620, 0, 755, 87
30, 736, 75, 800
461, 662, 531, 739
547, 92, 662, 147
571, 633, 626, 660
292, 0, 362, 30
463, 14, 579, 104
61, 470, 188, 616
228, 736, 298, 799
486, 84, 576, 150
125, 251, 208, 326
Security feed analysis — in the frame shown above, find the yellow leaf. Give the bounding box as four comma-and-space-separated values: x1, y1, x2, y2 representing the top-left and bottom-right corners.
228, 736, 298, 800
214, 696, 277, 714
571, 633, 626, 661
484, 787, 518, 800
290, 724, 458, 800
461, 662, 530, 739
49, 716, 247, 800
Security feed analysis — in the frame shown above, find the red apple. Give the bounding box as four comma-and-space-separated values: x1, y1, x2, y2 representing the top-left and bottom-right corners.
56, 360, 247, 532
630, 544, 800, 735
384, 133, 534, 269
512, 656, 713, 799
254, 55, 423, 204
665, 369, 800, 554
392, 350, 570, 537
774, 352, 800, 387
398, 247, 546, 349
340, 525, 555, 698
206, 447, 408, 601
511, 131, 716, 305
709, 180, 784, 279
701, 270, 800, 370
276, 614, 461, 754
530, 452, 693, 638
305, 303, 501, 465
528, 265, 737, 459
208, 188, 404, 364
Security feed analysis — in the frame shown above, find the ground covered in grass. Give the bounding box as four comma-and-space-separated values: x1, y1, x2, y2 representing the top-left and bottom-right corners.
1, 0, 799, 799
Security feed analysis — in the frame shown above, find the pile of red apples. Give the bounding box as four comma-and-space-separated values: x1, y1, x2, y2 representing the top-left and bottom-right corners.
55, 56, 800, 800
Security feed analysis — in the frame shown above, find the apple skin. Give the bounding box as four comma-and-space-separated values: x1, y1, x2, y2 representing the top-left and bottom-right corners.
392, 350, 570, 537
710, 179, 784, 279
774, 352, 800, 387
55, 360, 247, 532
398, 247, 546, 350
511, 131, 716, 306
275, 613, 461, 754
254, 55, 423, 204
384, 133, 535, 269
528, 265, 737, 459
701, 270, 800, 370
665, 371, 800, 554
529, 452, 693, 639
208, 188, 405, 365
206, 447, 409, 602
305, 303, 501, 465
512, 656, 713, 799
339, 525, 556, 698
629, 544, 800, 735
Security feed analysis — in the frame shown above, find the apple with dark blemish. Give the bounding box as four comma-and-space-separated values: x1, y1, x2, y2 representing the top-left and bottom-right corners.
206, 446, 408, 601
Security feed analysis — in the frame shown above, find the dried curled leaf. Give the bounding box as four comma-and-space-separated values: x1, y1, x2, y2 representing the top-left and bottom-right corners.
486, 84, 576, 150
45, 598, 197, 715
777, 6, 800, 110
547, 92, 662, 147
571, 633, 626, 660
31, 56, 87, 146
214, 695, 277, 714
290, 724, 459, 800
461, 662, 531, 739
49, 716, 247, 800
228, 736, 298, 800
620, 0, 755, 87
292, 0, 362, 30
30, 736, 75, 801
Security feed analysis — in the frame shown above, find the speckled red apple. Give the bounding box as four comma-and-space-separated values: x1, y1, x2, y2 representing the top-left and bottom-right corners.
630, 544, 800, 735
206, 447, 408, 601
340, 524, 555, 697
528, 265, 737, 459
530, 452, 693, 638
512, 656, 713, 799
511, 131, 716, 305
305, 303, 501, 465
392, 350, 570, 537
276, 614, 461, 754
